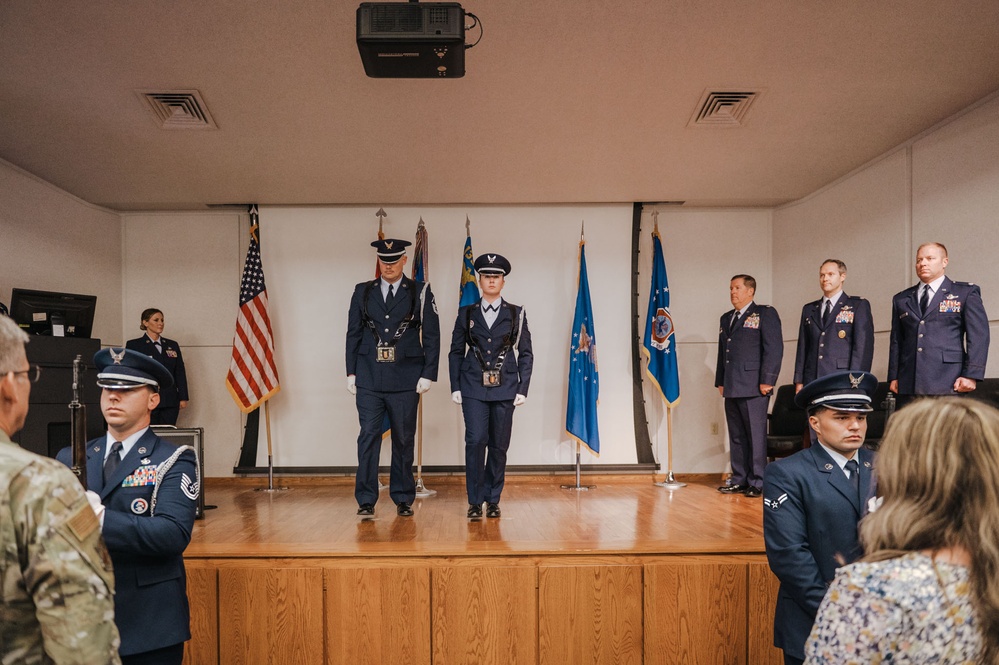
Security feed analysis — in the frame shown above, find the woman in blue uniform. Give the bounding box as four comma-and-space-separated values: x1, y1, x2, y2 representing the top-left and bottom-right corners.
126, 308, 189, 425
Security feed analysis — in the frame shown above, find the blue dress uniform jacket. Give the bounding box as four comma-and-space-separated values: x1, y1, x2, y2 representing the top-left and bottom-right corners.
888, 276, 990, 395
125, 335, 189, 407
448, 302, 533, 401
59, 429, 198, 658
715, 304, 783, 398
345, 276, 440, 391
763, 445, 876, 661
793, 295, 874, 385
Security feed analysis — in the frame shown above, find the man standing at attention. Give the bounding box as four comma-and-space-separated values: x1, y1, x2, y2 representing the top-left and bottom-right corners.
763, 371, 878, 665
888, 242, 989, 408
449, 253, 533, 519
346, 238, 440, 517
58, 348, 199, 665
1, 315, 121, 664
793, 259, 874, 393
715, 274, 783, 498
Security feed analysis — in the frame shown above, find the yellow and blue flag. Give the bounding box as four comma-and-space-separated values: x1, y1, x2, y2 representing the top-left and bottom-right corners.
642, 231, 680, 406
458, 221, 479, 306
566, 239, 600, 455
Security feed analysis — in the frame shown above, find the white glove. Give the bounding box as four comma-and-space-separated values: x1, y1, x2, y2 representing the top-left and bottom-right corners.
346, 375, 356, 395
85, 490, 105, 526
513, 394, 527, 407
452, 390, 463, 405
416, 378, 432, 394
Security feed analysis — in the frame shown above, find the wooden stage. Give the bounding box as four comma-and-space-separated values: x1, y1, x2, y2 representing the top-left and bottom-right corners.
182, 476, 783, 665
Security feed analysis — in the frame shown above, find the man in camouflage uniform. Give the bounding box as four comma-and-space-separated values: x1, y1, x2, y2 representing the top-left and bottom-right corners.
0, 315, 120, 664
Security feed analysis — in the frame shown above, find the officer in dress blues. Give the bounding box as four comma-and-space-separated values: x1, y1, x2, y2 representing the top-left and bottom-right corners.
57, 348, 199, 665
763, 371, 878, 665
715, 274, 783, 498
345, 238, 440, 517
888, 242, 990, 408
793, 260, 874, 391
125, 308, 189, 426
449, 253, 533, 519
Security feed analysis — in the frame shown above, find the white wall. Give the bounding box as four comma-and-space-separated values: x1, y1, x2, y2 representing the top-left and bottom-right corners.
120, 211, 249, 477
261, 205, 639, 468
0, 158, 122, 342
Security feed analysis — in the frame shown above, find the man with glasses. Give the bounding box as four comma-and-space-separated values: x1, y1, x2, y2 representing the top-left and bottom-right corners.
57, 348, 199, 665
0, 315, 121, 664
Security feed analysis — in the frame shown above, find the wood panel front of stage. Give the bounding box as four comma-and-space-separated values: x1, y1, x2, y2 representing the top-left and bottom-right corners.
182, 479, 783, 665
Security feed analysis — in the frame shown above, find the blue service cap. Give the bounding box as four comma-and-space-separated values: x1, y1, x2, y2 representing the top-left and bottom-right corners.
794, 371, 878, 412
474, 253, 511, 276
94, 348, 173, 391
370, 238, 411, 263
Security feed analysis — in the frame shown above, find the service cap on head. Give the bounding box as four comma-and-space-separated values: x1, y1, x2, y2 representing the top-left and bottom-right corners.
794, 371, 878, 413
94, 348, 173, 391
473, 253, 511, 276
370, 238, 411, 264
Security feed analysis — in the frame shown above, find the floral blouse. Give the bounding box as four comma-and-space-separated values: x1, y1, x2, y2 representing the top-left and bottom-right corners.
805, 552, 981, 664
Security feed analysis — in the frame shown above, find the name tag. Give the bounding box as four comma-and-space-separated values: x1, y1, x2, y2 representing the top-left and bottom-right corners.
482, 370, 502, 387
376, 346, 396, 363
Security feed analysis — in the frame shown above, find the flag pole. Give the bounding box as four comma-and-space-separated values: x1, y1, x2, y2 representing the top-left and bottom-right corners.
254, 399, 289, 492
562, 221, 595, 491
414, 217, 435, 497
649, 207, 685, 489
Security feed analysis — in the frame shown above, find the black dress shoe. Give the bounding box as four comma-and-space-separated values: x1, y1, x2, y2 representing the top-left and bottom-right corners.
397, 502, 414, 517
357, 503, 374, 516
743, 487, 762, 498
486, 503, 501, 518
467, 503, 483, 518
717, 484, 748, 494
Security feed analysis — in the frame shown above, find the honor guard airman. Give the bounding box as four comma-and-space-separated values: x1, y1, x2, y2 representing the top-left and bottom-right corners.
763, 371, 878, 665
715, 274, 783, 497
345, 238, 441, 517
57, 348, 199, 665
888, 242, 990, 408
449, 254, 533, 518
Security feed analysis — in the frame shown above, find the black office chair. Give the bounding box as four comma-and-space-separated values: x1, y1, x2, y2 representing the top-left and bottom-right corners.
766, 384, 809, 461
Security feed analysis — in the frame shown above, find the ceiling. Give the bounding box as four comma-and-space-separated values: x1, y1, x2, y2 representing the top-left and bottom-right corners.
2, 1, 999, 211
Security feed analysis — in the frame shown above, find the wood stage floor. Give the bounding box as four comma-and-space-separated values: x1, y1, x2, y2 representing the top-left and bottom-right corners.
188, 476, 766, 558
182, 476, 782, 665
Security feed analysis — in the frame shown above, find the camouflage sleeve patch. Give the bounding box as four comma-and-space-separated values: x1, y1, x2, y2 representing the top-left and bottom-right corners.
66, 502, 100, 542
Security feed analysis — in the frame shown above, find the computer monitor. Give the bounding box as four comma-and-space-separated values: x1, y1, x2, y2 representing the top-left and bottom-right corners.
9, 288, 97, 337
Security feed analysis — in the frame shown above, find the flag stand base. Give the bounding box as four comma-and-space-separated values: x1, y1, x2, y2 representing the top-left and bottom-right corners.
654, 470, 686, 489
254, 455, 289, 492
560, 450, 595, 491
415, 477, 437, 497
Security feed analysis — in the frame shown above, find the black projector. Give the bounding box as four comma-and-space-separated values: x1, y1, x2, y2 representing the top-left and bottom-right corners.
356, 2, 466, 78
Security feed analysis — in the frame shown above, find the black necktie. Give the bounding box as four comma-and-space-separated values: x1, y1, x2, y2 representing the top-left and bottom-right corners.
729, 312, 740, 332
822, 300, 832, 326
484, 304, 497, 313
154, 341, 162, 354
919, 285, 930, 315
103, 441, 123, 485
845, 459, 860, 498
385, 284, 395, 307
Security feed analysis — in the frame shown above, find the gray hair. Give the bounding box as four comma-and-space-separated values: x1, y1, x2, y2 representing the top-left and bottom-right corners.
0, 315, 30, 374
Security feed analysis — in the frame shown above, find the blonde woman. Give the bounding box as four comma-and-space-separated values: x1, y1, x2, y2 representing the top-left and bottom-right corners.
806, 397, 998, 664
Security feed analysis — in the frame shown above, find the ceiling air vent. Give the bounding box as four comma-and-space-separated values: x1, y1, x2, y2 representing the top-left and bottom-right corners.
688, 89, 763, 128
136, 90, 218, 130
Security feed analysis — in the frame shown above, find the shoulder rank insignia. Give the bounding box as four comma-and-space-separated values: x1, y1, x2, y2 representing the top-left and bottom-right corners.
764, 493, 788, 511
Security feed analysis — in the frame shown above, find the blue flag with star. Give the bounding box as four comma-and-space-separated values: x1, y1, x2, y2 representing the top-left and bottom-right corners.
642, 231, 680, 406
458, 230, 479, 307
566, 240, 600, 455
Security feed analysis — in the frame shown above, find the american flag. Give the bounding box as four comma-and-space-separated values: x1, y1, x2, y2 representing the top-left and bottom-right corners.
226, 205, 281, 412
